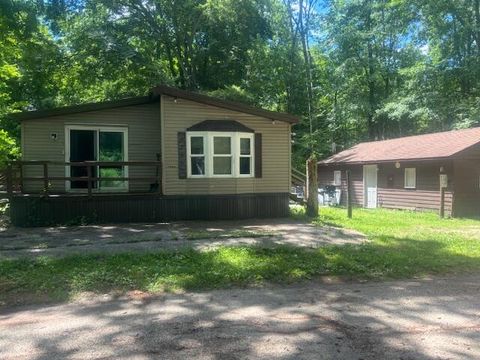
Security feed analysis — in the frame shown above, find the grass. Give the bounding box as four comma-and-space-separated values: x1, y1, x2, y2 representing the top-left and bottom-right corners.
1, 207, 480, 306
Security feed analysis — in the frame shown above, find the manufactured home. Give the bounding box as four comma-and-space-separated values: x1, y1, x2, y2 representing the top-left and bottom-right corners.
8, 85, 298, 226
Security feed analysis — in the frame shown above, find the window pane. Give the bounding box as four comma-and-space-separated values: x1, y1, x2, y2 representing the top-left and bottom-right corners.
214, 137, 231, 154
405, 168, 416, 188
240, 138, 251, 155
99, 132, 123, 161
213, 157, 232, 175
100, 166, 124, 188
191, 157, 205, 175
190, 137, 204, 155
240, 157, 251, 175
334, 171, 341, 185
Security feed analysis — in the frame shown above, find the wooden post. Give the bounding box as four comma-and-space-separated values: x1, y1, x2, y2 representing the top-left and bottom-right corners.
43, 162, 49, 195
346, 169, 352, 218
18, 163, 23, 193
6, 163, 13, 198
306, 155, 318, 217
440, 187, 445, 218
87, 164, 92, 197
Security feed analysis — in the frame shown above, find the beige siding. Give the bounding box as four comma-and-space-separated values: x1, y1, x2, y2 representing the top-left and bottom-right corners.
22, 103, 160, 192
161, 95, 291, 195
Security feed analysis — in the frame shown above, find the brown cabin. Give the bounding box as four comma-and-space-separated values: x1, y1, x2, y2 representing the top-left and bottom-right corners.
7, 85, 298, 226
318, 128, 480, 217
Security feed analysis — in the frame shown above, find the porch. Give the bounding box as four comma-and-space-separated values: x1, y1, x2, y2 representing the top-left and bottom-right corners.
3, 161, 289, 226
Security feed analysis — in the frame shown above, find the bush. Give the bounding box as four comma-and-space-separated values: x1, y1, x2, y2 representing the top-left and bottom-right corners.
0, 130, 19, 168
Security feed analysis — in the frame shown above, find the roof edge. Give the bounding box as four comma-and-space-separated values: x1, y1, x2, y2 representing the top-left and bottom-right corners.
318, 156, 453, 166
10, 95, 159, 121
151, 85, 299, 124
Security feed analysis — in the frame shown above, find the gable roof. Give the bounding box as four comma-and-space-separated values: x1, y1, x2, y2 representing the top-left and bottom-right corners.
11, 85, 299, 124
10, 95, 159, 121
151, 85, 299, 124
320, 127, 480, 165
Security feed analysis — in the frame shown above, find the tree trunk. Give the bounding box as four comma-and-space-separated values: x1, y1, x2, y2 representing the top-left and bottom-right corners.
306, 155, 318, 217
475, 0, 480, 55
298, 0, 315, 139
366, 3, 376, 140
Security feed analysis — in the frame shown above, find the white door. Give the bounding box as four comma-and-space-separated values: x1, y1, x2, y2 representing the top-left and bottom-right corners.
363, 165, 377, 208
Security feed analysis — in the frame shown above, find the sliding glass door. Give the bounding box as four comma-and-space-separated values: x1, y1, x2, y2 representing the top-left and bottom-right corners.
70, 129, 97, 189
67, 126, 128, 191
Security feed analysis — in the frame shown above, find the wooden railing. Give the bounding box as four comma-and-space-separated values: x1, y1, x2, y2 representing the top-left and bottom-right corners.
4, 160, 163, 197
291, 167, 306, 185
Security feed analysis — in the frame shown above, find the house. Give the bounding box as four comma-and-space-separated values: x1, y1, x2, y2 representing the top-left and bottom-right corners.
318, 127, 480, 217
7, 85, 298, 226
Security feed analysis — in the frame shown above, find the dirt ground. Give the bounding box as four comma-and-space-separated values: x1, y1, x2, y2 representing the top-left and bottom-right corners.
1, 274, 479, 359
0, 218, 365, 259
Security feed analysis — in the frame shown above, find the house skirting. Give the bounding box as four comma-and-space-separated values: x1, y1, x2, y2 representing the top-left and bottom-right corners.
9, 193, 290, 227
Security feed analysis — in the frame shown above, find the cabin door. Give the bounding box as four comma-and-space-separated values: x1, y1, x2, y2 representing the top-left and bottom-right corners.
363, 165, 378, 208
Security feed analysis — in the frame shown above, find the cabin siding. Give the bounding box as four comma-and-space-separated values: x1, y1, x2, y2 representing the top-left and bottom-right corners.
318, 161, 453, 215
21, 102, 161, 193
377, 162, 453, 215
318, 165, 363, 206
452, 159, 480, 217
161, 95, 291, 196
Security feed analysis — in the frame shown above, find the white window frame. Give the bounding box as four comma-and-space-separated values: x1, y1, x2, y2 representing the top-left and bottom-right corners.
238, 134, 254, 178
65, 125, 129, 192
211, 134, 234, 177
186, 133, 207, 178
186, 131, 254, 178
404, 167, 416, 189
333, 170, 342, 186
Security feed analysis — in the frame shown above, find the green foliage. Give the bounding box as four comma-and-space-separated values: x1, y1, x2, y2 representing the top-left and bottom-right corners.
0, 130, 19, 167
0, 0, 479, 168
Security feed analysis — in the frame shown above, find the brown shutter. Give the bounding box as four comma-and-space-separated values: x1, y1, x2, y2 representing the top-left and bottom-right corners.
178, 132, 187, 179
255, 133, 262, 178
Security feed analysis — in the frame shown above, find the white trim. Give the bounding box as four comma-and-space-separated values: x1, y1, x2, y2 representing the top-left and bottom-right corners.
363, 164, 378, 208
333, 170, 341, 186
65, 125, 129, 193
238, 134, 254, 177
186, 131, 254, 178
404, 167, 416, 189
186, 132, 207, 178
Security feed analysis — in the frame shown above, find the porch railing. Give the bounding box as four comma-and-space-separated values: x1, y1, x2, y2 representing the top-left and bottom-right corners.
4, 160, 163, 197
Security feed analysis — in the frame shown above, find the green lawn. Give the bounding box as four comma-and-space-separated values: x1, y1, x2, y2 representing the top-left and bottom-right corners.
1, 207, 480, 306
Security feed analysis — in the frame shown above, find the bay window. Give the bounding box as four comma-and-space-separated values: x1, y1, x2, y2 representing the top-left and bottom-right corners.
189, 135, 205, 176
239, 137, 252, 176
186, 132, 254, 178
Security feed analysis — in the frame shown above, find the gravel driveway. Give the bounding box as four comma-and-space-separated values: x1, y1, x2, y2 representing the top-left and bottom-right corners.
1, 274, 479, 359
0, 218, 365, 259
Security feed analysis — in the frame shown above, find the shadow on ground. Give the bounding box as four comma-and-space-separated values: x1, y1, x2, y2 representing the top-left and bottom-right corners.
0, 217, 365, 258
1, 274, 479, 359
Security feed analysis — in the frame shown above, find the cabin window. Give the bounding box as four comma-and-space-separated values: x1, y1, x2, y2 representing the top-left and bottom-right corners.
186, 132, 254, 178
404, 168, 416, 189
333, 170, 342, 186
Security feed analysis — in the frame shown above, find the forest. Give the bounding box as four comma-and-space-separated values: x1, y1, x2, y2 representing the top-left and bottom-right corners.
1, 0, 479, 169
